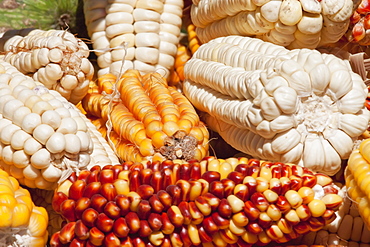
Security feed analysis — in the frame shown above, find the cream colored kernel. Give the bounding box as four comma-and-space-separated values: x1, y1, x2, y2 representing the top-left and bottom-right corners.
106, 23, 134, 38
0, 124, 21, 145
10, 129, 32, 150
22, 164, 41, 180
21, 113, 41, 134
41, 165, 62, 183
30, 148, 51, 170
33, 124, 55, 145
45, 132, 66, 153
12, 106, 31, 128
133, 8, 161, 21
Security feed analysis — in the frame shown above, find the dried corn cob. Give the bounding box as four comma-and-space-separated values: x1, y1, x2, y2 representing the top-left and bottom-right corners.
0, 28, 94, 104
190, 0, 354, 49
286, 185, 370, 246
183, 35, 370, 176
81, 70, 209, 163
50, 156, 343, 246
345, 0, 370, 45
0, 60, 119, 190
29, 188, 65, 238
0, 169, 48, 247
345, 138, 370, 230
83, 0, 184, 78
168, 44, 192, 87
187, 23, 201, 55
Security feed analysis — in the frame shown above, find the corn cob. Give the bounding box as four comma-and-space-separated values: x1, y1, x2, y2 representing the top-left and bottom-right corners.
168, 44, 192, 87
81, 70, 209, 163
0, 28, 94, 104
345, 0, 370, 45
183, 35, 370, 176
0, 169, 48, 247
345, 138, 370, 230
190, 0, 354, 49
285, 185, 370, 246
187, 23, 201, 55
29, 188, 65, 238
83, 0, 184, 78
0, 60, 119, 190
49, 156, 343, 246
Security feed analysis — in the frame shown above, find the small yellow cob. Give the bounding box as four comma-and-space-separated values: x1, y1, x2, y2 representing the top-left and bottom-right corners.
50, 156, 343, 246
81, 69, 209, 163
345, 138, 370, 230
0, 169, 48, 247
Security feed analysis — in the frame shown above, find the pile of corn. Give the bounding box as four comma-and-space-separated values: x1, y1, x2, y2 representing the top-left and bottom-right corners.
0, 0, 370, 247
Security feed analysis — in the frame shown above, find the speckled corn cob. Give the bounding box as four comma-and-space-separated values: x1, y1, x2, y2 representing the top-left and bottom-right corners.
50, 156, 343, 246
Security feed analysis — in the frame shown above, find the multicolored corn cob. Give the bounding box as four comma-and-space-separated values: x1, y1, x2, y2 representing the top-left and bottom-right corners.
50, 156, 343, 246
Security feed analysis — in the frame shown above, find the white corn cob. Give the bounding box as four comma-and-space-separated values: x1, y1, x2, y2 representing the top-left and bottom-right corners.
190, 0, 354, 49
183, 35, 370, 176
83, 0, 183, 78
0, 29, 94, 104
0, 59, 120, 190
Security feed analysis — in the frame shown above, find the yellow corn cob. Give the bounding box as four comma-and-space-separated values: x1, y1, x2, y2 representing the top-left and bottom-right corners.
28, 188, 65, 238
0, 60, 119, 190
0, 28, 94, 104
190, 0, 354, 49
81, 70, 209, 163
50, 156, 343, 246
0, 169, 48, 247
345, 138, 370, 230
83, 0, 184, 79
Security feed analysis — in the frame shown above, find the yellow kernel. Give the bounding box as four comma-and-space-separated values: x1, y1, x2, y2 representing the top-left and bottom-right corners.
151, 131, 167, 148
28, 210, 48, 237
219, 162, 233, 180
0, 205, 12, 228
11, 203, 31, 227
163, 121, 180, 137
139, 138, 155, 157
177, 119, 193, 134
308, 199, 326, 217
285, 190, 303, 208
145, 120, 163, 138
298, 187, 315, 204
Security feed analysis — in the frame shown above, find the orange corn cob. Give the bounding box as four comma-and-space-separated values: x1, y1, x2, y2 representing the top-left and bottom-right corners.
168, 45, 192, 87
187, 23, 202, 55
81, 70, 209, 163
0, 169, 49, 246
50, 156, 343, 246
